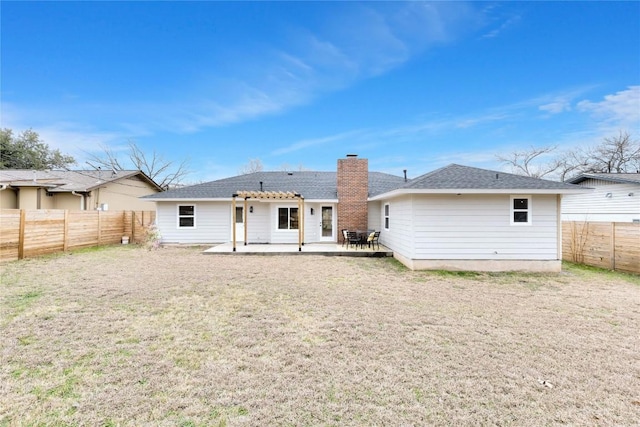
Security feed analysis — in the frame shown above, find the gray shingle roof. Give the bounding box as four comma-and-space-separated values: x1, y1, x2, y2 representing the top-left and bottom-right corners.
143, 171, 406, 200
400, 164, 584, 191
142, 163, 586, 201
0, 169, 162, 192
567, 172, 640, 185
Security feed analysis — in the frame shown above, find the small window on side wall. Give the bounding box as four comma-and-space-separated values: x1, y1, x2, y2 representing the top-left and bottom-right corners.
178, 204, 195, 228
511, 196, 531, 225
384, 203, 390, 230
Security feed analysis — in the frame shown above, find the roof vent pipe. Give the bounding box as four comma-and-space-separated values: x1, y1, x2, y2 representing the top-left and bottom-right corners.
260, 181, 263, 191
403, 169, 407, 182
496, 173, 499, 179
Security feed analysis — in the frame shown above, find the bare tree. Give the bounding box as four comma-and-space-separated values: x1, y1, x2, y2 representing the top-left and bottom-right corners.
497, 131, 640, 181
496, 145, 561, 178
85, 141, 190, 189
238, 158, 264, 174
549, 149, 590, 182
583, 131, 639, 173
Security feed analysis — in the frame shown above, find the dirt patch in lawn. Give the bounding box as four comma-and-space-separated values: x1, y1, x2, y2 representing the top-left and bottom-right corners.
1, 246, 639, 426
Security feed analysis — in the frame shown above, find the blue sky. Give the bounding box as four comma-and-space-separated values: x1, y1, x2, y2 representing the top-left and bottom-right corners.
2, 1, 639, 182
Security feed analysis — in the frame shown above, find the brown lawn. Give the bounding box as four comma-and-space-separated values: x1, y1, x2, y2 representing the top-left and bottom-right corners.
1, 245, 639, 426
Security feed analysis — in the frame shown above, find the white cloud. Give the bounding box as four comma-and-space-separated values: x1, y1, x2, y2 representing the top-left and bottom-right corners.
272, 129, 368, 156
539, 100, 572, 114
156, 2, 484, 133
3, 2, 488, 141
1, 102, 125, 165
576, 85, 640, 129
482, 15, 521, 39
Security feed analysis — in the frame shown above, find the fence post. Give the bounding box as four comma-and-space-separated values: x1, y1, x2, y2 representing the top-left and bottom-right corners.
570, 221, 577, 262
18, 209, 26, 260
132, 211, 136, 243
63, 210, 69, 251
97, 210, 102, 246
610, 222, 616, 270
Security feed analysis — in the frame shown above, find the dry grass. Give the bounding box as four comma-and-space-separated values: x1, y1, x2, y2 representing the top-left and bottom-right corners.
1, 245, 639, 426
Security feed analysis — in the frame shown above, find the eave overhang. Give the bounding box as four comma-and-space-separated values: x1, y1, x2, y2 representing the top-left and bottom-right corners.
368, 187, 593, 201
142, 197, 339, 203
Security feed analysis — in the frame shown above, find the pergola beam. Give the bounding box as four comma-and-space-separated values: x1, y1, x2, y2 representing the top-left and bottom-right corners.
232, 191, 304, 251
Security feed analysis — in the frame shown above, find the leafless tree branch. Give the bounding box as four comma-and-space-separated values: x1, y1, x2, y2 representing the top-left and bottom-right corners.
238, 158, 264, 175
497, 131, 639, 181
496, 145, 560, 178
84, 141, 190, 189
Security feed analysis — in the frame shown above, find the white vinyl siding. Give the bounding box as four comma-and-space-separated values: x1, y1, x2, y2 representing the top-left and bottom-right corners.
380, 194, 559, 261
562, 182, 640, 222
156, 201, 230, 244
378, 196, 414, 260
367, 201, 381, 232
155, 201, 330, 245
245, 202, 270, 243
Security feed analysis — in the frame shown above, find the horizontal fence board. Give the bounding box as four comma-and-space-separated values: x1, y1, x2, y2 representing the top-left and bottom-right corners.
563, 221, 640, 274
0, 209, 155, 262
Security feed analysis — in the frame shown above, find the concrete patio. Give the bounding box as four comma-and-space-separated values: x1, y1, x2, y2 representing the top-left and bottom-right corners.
203, 242, 393, 257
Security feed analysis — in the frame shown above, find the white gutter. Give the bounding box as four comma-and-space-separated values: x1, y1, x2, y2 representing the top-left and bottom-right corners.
142, 197, 340, 203
368, 187, 593, 201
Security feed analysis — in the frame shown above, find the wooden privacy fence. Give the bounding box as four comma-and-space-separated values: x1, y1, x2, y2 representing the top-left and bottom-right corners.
0, 209, 156, 262
562, 221, 640, 274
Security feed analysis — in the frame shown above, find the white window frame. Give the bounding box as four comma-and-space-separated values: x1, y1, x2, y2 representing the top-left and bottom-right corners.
384, 203, 390, 230
510, 195, 531, 226
177, 204, 196, 228
277, 206, 299, 230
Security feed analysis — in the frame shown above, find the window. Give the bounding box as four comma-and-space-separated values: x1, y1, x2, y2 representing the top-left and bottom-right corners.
235, 207, 243, 224
178, 205, 195, 228
384, 203, 390, 230
278, 207, 299, 230
511, 196, 531, 225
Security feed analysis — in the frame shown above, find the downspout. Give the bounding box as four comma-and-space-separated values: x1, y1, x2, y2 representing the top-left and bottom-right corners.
72, 191, 85, 210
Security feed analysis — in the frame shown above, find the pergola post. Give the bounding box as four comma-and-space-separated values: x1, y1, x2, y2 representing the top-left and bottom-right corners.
232, 194, 237, 251
301, 197, 305, 246
298, 196, 302, 251
244, 197, 248, 245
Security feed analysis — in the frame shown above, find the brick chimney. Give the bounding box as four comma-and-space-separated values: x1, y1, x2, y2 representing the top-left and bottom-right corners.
337, 154, 368, 233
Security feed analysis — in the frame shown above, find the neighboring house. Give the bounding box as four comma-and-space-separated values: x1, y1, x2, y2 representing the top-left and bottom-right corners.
561, 173, 640, 223
0, 169, 163, 211
142, 155, 588, 272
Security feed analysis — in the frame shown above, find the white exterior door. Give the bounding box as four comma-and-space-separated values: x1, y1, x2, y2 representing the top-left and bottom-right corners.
320, 206, 334, 242
234, 206, 244, 242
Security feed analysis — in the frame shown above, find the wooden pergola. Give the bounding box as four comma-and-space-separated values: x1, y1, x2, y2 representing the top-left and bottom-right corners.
232, 191, 305, 251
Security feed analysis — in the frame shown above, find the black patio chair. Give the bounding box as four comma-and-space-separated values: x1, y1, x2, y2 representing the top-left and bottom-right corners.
366, 231, 381, 250
346, 231, 362, 249
341, 229, 349, 247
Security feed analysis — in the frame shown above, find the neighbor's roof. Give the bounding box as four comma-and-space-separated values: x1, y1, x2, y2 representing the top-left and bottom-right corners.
143, 171, 407, 201
0, 169, 163, 192
370, 164, 589, 199
566, 172, 640, 185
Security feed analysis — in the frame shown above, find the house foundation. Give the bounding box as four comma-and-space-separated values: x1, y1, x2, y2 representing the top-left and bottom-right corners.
393, 252, 562, 273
